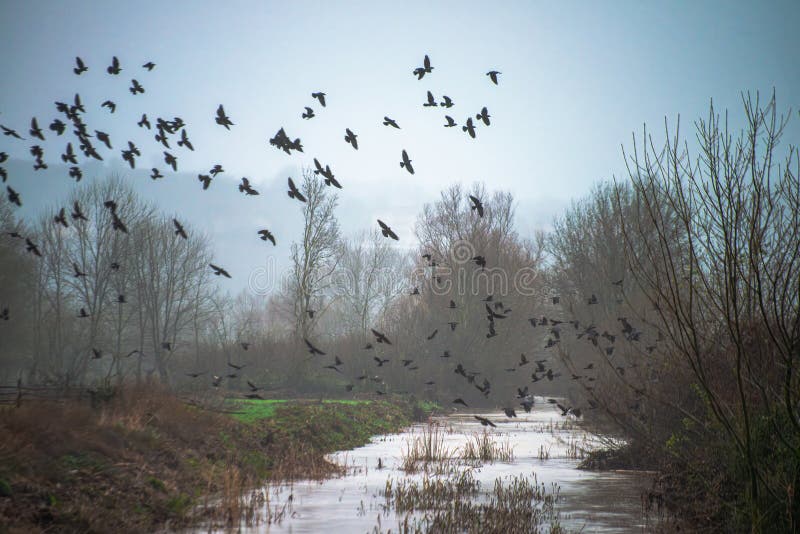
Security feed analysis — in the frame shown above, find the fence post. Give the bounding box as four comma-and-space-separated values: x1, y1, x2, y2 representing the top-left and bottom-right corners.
15, 377, 22, 408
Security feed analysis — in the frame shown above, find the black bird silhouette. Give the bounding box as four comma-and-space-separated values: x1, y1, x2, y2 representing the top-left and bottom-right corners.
210, 164, 224, 176
209, 263, 231, 278
215, 104, 234, 129
7, 187, 21, 207
452, 398, 468, 407
95, 130, 112, 149
587, 294, 598, 305
520, 398, 534, 412
423, 91, 438, 107
72, 93, 86, 113
211, 375, 223, 387
344, 128, 358, 149
258, 229, 276, 245
74, 56, 88, 75
503, 407, 518, 418
400, 149, 414, 174
154, 129, 169, 148
448, 300, 457, 309
440, 95, 454, 108
311, 92, 326, 107
0, 307, 8, 320
72, 262, 86, 278
427, 329, 438, 340
238, 177, 259, 195
228, 361, 245, 370
61, 143, 77, 164
304, 337, 326, 355
197, 173, 211, 189
413, 54, 433, 79
161, 341, 173, 352
71, 201, 88, 221
117, 294, 126, 303
476, 107, 491, 126
374, 356, 390, 367
111, 213, 128, 233
29, 118, 44, 140
383, 116, 400, 129
78, 307, 90, 318
287, 177, 307, 202
173, 219, 188, 239
92, 348, 102, 359
519, 353, 529, 366
486, 70, 501, 85
552, 296, 560, 304
473, 255, 486, 268
101, 100, 116, 113
612, 278, 623, 286
448, 321, 458, 331
469, 195, 484, 217
302, 106, 315, 119
241, 342, 250, 350
151, 168, 164, 180
129, 79, 144, 95
377, 220, 399, 240
25, 238, 41, 256
163, 151, 177, 171
444, 115, 457, 127
54, 208, 69, 228
441, 350, 452, 358
177, 129, 194, 151
143, 61, 156, 71
1, 125, 24, 139
107, 56, 121, 75
462, 117, 477, 138
371, 328, 392, 345
475, 415, 497, 427
138, 114, 151, 129
49, 119, 66, 135
410, 287, 420, 295
485, 304, 507, 320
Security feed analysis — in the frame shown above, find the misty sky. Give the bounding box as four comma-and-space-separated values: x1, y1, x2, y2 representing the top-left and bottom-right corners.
1, 1, 799, 293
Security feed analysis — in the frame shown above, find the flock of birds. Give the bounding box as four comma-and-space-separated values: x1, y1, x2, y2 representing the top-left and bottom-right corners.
1, 53, 659, 425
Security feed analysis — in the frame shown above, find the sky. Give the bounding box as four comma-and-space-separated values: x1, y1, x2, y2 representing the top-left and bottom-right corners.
1, 0, 798, 293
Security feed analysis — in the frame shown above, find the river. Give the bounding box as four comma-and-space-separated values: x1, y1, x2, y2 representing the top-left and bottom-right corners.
224, 401, 656, 532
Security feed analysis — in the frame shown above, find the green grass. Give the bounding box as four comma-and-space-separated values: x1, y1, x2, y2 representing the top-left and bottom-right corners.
229, 398, 375, 424
227, 399, 287, 423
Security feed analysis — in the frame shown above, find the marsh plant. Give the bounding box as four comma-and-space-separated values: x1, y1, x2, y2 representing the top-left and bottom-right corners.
380, 471, 563, 534
460, 430, 515, 462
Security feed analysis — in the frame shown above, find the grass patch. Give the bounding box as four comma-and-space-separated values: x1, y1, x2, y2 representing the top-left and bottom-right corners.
0, 388, 435, 532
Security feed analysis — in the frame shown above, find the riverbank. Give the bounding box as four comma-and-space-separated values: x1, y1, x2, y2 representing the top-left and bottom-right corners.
0, 386, 436, 533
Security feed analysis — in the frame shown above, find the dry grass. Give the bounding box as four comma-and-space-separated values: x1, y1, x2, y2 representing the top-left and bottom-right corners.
460, 430, 514, 462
